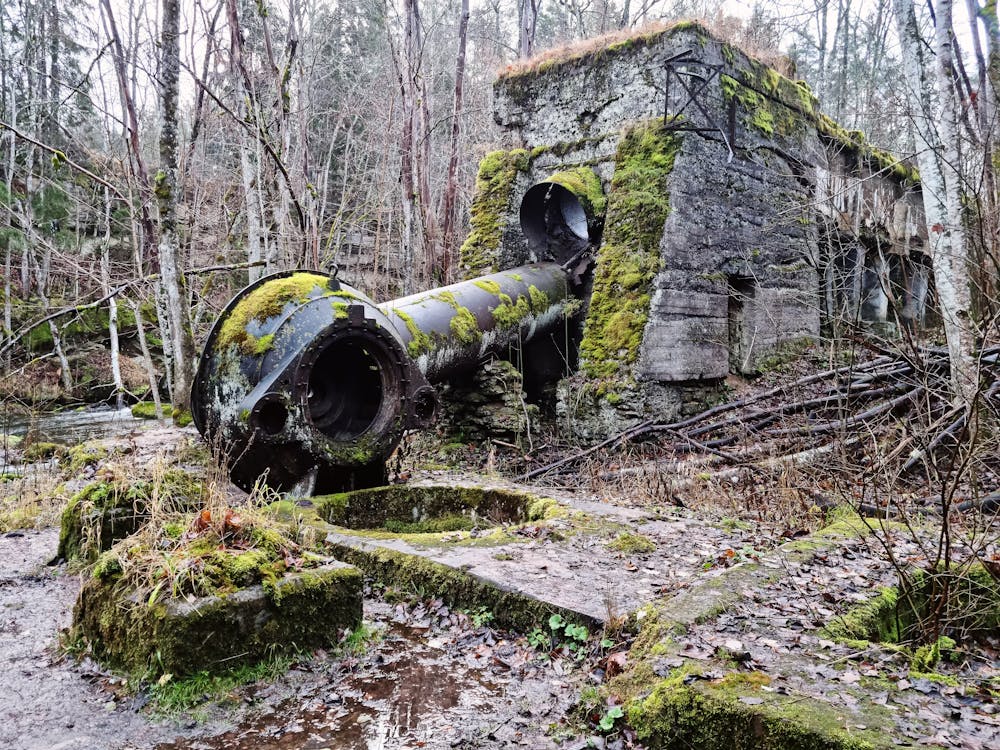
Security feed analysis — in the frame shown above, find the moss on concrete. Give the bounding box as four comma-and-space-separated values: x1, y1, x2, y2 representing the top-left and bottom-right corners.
822, 587, 901, 644
545, 167, 607, 218
314, 483, 553, 531
73, 555, 361, 677
323, 540, 593, 633
607, 531, 656, 554
578, 120, 680, 384
608, 519, 899, 749
458, 149, 531, 277
627, 669, 891, 749
57, 471, 204, 562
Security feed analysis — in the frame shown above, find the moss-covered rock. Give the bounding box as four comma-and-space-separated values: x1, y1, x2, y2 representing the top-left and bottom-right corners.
56, 470, 204, 562
131, 401, 167, 420
22, 441, 63, 462
73, 558, 362, 677
61, 441, 108, 473
607, 531, 656, 554
171, 407, 193, 427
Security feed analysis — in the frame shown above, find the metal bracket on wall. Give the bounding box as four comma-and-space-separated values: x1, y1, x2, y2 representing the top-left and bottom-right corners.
662, 50, 737, 163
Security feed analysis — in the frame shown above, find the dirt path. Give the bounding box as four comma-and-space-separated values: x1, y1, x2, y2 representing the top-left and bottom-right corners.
0, 529, 186, 749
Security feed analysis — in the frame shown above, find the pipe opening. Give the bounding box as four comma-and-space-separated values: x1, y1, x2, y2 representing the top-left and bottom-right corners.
307, 336, 384, 440
256, 400, 288, 435
520, 182, 592, 263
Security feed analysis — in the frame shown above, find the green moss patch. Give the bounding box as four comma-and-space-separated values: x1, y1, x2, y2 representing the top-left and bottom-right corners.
216, 272, 330, 356
324, 540, 590, 633
131, 401, 168, 420
627, 668, 891, 750
823, 565, 1000, 646
458, 149, 531, 277
57, 470, 204, 563
74, 556, 361, 677
61, 441, 108, 472
607, 531, 656, 554
22, 441, 63, 461
72, 504, 362, 677
545, 167, 607, 219
314, 483, 556, 532
578, 120, 680, 384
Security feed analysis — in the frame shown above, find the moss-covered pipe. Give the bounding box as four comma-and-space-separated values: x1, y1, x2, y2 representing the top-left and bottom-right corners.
380, 262, 572, 382
191, 263, 575, 494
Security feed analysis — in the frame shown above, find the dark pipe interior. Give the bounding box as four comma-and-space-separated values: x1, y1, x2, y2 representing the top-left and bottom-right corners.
520, 182, 591, 263
307, 336, 384, 440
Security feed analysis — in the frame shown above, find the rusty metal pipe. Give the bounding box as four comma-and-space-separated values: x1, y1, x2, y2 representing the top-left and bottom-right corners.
191, 263, 575, 493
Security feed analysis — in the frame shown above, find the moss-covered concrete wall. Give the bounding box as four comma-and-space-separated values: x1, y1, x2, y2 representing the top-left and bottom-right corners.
468, 22, 925, 438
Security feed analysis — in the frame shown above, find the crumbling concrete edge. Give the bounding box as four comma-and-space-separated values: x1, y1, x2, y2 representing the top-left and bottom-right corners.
616, 517, 896, 750
323, 535, 603, 633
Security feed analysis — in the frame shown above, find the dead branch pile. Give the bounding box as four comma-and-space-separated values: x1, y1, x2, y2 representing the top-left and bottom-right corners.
527, 346, 1000, 514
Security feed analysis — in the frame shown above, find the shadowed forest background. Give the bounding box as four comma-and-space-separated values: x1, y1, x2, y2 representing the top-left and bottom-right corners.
3, 0, 995, 414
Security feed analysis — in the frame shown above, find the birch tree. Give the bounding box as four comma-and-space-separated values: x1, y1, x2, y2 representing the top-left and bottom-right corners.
894, 0, 977, 400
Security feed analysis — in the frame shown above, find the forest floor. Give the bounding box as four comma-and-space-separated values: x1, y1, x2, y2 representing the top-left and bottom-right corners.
1, 392, 998, 749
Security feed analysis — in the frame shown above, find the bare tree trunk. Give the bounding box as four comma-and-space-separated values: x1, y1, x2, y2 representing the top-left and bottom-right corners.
99, 0, 158, 271
132, 299, 164, 419
100, 187, 124, 408
158, 0, 194, 412
240, 128, 266, 282
518, 0, 540, 58
440, 0, 470, 283
398, 0, 421, 293
894, 0, 977, 400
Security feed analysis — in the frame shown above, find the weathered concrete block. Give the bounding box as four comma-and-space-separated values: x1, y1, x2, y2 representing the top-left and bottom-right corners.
57, 472, 203, 563
73, 560, 362, 676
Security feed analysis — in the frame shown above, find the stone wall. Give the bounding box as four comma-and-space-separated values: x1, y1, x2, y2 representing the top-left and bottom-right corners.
460, 22, 927, 439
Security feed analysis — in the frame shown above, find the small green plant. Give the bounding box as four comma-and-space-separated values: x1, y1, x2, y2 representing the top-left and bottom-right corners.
598, 705, 624, 732
338, 622, 383, 656
470, 606, 495, 627
149, 653, 294, 715
549, 613, 590, 660
528, 627, 549, 650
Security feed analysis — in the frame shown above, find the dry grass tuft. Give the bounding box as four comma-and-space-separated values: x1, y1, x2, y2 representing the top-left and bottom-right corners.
0, 469, 69, 531
92, 462, 318, 605
497, 16, 792, 82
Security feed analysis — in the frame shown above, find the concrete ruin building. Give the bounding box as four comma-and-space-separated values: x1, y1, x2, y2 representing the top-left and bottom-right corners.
458, 22, 928, 438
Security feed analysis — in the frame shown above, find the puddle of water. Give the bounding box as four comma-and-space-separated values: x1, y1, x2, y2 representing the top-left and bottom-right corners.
156, 626, 498, 750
